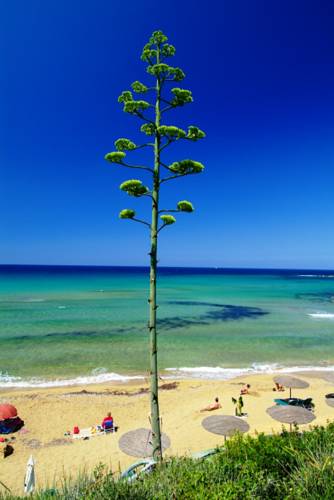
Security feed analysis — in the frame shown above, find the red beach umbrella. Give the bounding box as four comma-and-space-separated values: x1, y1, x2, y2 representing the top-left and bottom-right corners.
0, 404, 18, 420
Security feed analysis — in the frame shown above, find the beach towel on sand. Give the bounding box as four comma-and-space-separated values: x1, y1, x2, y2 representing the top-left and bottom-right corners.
72, 425, 118, 439
72, 427, 105, 439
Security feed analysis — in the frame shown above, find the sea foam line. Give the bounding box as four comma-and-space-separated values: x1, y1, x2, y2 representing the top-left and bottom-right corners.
164, 363, 334, 380
2, 363, 334, 388
298, 274, 334, 278
0, 371, 144, 389
308, 313, 334, 319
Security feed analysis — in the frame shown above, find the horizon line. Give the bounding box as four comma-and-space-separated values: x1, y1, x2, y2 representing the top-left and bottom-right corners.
1, 264, 334, 272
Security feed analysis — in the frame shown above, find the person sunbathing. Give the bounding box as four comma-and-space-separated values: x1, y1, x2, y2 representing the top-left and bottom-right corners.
240, 384, 250, 395
273, 382, 285, 392
200, 397, 221, 412
101, 412, 114, 430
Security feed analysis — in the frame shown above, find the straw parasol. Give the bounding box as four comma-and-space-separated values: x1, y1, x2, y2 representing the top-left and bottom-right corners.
325, 394, 334, 408
202, 415, 250, 442
119, 428, 171, 458
323, 373, 334, 384
266, 405, 315, 431
273, 375, 309, 398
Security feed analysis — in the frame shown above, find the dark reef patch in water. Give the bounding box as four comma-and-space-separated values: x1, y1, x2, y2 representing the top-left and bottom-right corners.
43, 327, 138, 338
159, 302, 269, 329
1, 326, 139, 342
158, 317, 209, 330
1, 302, 269, 341
203, 305, 268, 321
168, 300, 223, 308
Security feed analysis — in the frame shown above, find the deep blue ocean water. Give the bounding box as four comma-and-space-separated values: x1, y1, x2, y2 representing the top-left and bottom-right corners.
1, 265, 334, 387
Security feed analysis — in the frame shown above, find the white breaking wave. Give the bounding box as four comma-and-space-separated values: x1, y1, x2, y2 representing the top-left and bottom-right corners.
165, 363, 334, 380
0, 371, 144, 388
308, 313, 334, 319
17, 298, 46, 303
3, 362, 334, 388
0, 297, 46, 303
298, 274, 334, 278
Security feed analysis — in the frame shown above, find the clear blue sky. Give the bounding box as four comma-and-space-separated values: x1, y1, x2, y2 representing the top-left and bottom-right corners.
1, 0, 334, 268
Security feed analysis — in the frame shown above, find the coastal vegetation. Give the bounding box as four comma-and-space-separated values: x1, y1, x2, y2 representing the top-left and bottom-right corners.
2, 423, 334, 499
104, 30, 205, 458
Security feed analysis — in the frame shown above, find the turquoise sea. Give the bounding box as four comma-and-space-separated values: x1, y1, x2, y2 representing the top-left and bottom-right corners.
1, 265, 334, 387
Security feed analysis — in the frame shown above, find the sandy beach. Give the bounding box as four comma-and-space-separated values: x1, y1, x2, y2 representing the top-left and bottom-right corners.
1, 371, 334, 495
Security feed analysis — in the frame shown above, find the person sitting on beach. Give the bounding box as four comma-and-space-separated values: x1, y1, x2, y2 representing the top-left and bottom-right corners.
240, 384, 250, 395
101, 412, 114, 430
273, 382, 285, 392
200, 397, 221, 412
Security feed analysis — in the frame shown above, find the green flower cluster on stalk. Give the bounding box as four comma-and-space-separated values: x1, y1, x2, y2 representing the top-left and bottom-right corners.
118, 91, 133, 103
114, 138, 136, 151
104, 151, 126, 163
118, 90, 150, 114
169, 159, 204, 175
186, 126, 206, 140
123, 100, 150, 113
120, 179, 149, 197
147, 64, 185, 81
141, 31, 175, 63
177, 200, 194, 212
119, 209, 136, 219
131, 81, 148, 93
160, 215, 176, 225
140, 123, 156, 136
171, 88, 193, 106
158, 125, 186, 139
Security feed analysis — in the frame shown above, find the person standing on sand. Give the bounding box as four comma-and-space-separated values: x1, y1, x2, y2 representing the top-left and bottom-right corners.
200, 397, 222, 412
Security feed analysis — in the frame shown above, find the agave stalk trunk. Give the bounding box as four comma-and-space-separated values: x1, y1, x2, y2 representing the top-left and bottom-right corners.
149, 46, 162, 460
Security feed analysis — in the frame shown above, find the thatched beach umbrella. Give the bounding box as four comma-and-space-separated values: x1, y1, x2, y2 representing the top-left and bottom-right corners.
202, 415, 250, 442
119, 428, 171, 458
273, 375, 309, 398
322, 373, 334, 384
266, 405, 315, 431
325, 394, 334, 408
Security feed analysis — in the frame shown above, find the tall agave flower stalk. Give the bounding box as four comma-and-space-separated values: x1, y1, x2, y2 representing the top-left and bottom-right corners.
105, 30, 205, 459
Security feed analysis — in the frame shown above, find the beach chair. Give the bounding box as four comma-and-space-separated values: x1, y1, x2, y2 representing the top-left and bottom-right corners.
191, 448, 220, 460
103, 420, 118, 434
121, 459, 156, 482
274, 398, 314, 411
274, 398, 290, 406
103, 420, 114, 434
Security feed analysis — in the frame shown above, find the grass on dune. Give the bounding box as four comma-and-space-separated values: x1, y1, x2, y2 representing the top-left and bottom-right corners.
2, 422, 334, 499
